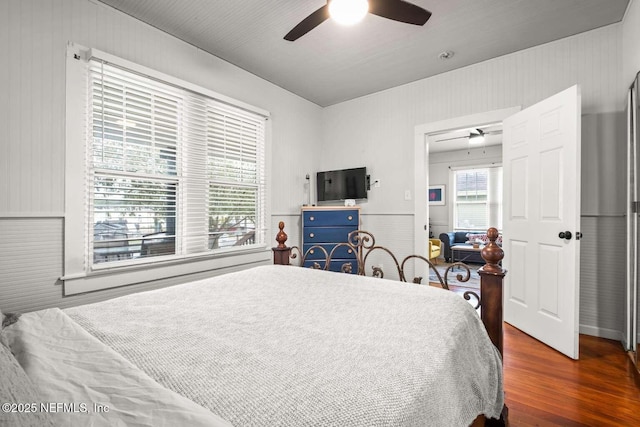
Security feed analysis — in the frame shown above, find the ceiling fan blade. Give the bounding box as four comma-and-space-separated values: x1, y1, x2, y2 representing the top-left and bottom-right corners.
369, 0, 432, 26
284, 5, 330, 41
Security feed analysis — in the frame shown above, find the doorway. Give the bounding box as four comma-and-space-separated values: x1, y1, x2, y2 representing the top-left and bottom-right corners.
413, 107, 520, 274
414, 86, 583, 360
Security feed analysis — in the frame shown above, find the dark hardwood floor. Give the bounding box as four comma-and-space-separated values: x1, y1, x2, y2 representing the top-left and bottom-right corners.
444, 282, 640, 425
502, 322, 640, 426
436, 281, 640, 425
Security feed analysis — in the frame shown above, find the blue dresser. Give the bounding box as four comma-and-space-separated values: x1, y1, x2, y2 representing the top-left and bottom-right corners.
302, 207, 360, 273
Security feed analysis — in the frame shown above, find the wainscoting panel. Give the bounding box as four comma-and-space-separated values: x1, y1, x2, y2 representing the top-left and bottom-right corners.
0, 218, 270, 314
579, 215, 627, 339
358, 213, 415, 282
0, 218, 63, 313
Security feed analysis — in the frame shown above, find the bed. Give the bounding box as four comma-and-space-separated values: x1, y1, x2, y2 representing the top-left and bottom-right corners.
0, 226, 506, 427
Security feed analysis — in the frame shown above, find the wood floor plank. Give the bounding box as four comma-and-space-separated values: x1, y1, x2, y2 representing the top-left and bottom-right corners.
502, 323, 640, 426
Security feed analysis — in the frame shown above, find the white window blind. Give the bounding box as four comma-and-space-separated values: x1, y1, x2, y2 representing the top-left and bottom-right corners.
207, 103, 265, 250
453, 167, 502, 231
88, 59, 266, 266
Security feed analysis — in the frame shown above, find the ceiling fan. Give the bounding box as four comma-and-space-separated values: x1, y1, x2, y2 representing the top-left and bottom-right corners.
284, 0, 432, 41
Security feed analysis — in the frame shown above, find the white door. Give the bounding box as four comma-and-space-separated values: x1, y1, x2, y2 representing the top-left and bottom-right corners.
502, 85, 581, 359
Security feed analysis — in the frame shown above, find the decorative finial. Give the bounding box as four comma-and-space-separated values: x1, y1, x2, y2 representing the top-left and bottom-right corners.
481, 227, 504, 273
276, 221, 288, 249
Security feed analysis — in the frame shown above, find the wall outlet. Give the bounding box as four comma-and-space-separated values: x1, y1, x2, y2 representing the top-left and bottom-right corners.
404, 190, 412, 200
373, 179, 381, 188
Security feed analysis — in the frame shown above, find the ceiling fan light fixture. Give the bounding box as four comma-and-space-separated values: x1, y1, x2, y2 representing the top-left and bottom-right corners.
468, 129, 485, 144
329, 0, 369, 26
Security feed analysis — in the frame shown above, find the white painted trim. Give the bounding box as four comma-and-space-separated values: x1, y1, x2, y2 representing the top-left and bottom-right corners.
64, 43, 90, 280
579, 324, 623, 341
623, 0, 637, 22
264, 116, 274, 248
414, 107, 521, 279
64, 250, 270, 295
0, 213, 65, 218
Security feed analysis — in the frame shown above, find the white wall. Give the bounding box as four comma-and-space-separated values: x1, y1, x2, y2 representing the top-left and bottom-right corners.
321, 24, 627, 338
623, 0, 640, 87
0, 0, 322, 313
322, 24, 624, 215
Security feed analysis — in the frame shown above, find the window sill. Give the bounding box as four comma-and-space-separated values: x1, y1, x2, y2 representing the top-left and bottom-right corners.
62, 246, 271, 296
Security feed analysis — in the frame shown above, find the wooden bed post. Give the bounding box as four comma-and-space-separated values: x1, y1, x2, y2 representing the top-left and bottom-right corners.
272, 221, 292, 265
478, 227, 506, 357
478, 227, 508, 427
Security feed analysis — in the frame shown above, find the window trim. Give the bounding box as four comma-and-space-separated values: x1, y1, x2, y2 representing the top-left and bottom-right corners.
451, 165, 503, 232
63, 43, 272, 295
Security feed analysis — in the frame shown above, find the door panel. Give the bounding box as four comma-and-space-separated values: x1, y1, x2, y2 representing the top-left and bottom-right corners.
539, 149, 562, 219
511, 158, 529, 218
503, 85, 581, 359
538, 244, 561, 318
509, 240, 529, 305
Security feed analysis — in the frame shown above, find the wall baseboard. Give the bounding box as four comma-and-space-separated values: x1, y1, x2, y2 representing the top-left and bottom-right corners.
579, 324, 623, 341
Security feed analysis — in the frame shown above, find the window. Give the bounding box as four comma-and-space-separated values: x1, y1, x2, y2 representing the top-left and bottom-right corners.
64, 47, 270, 294
88, 59, 267, 266
453, 167, 502, 231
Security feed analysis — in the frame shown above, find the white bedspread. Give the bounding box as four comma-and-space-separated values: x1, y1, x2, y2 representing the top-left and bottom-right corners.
61, 265, 504, 427
1, 308, 232, 427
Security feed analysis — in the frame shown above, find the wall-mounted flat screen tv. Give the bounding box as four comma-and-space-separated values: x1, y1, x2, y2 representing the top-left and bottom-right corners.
317, 167, 368, 202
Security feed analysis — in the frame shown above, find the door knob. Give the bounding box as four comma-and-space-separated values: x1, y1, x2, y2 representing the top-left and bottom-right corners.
558, 231, 572, 240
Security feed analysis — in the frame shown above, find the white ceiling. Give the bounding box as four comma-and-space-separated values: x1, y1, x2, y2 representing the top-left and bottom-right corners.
97, 0, 629, 107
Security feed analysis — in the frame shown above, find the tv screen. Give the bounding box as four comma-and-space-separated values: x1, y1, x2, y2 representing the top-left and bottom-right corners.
317, 167, 368, 202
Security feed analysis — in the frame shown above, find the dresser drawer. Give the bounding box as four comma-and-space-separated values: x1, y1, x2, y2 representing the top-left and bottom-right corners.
303, 243, 356, 260
304, 226, 357, 243
303, 209, 359, 227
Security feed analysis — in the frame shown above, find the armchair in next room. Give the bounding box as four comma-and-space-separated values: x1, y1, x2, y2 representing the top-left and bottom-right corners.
428, 239, 442, 264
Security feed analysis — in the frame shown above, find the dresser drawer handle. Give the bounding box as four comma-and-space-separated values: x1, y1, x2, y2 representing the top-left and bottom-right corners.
309, 232, 315, 238
310, 249, 314, 254
347, 215, 353, 221
310, 216, 315, 221
348, 249, 353, 254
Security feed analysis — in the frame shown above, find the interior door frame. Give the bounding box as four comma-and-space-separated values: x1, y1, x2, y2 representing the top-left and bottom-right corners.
413, 107, 520, 280
626, 73, 639, 361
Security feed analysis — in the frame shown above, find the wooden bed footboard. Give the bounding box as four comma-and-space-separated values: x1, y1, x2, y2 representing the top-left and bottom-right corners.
272, 222, 508, 426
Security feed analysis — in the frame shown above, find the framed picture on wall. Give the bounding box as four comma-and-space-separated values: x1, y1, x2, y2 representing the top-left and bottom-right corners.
428, 185, 445, 205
